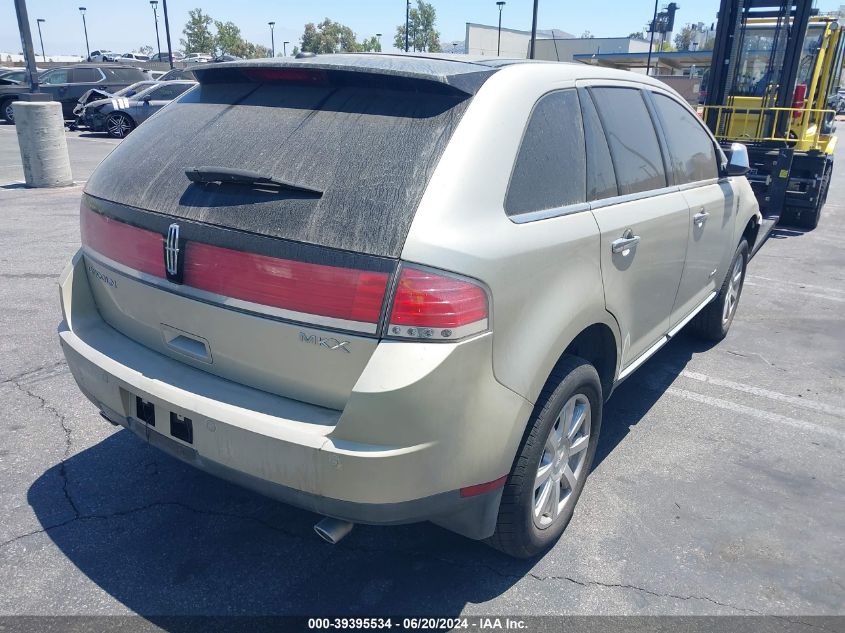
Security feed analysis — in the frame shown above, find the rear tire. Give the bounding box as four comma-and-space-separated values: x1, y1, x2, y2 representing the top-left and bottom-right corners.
487, 356, 602, 559
688, 239, 748, 342
1, 98, 16, 124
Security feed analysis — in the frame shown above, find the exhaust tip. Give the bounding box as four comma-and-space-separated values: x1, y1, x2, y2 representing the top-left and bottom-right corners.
314, 517, 354, 544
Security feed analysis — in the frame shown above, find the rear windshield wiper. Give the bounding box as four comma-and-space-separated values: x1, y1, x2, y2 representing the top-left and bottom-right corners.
185, 166, 322, 196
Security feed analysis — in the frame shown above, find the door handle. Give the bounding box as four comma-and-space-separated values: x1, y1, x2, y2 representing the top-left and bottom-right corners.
693, 209, 710, 226
611, 230, 641, 255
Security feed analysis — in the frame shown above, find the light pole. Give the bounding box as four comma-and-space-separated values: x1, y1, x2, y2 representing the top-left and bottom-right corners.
162, 0, 174, 68
405, 0, 410, 52
376, 33, 382, 51
36, 18, 46, 62
496, 1, 505, 56
268, 21, 275, 57
79, 7, 90, 61
150, 1, 161, 60
646, 0, 659, 75
283, 41, 289, 56
529, 0, 538, 59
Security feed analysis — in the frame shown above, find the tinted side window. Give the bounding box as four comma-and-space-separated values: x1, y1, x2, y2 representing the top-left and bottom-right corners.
651, 93, 718, 184
591, 87, 667, 195
505, 89, 586, 216
41, 69, 68, 85
72, 68, 102, 83
151, 83, 193, 100
579, 91, 618, 201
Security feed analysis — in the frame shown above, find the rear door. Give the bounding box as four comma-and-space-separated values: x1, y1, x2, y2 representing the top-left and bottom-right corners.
581, 84, 689, 368
647, 90, 735, 325
39, 68, 71, 115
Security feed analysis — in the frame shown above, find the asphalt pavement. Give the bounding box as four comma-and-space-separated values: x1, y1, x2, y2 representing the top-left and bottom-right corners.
0, 121, 843, 621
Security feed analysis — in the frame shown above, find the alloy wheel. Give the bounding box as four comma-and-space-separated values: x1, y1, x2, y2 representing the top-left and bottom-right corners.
722, 255, 744, 325
106, 114, 130, 138
533, 394, 591, 529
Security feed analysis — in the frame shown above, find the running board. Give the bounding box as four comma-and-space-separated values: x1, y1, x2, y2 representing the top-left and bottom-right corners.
751, 215, 779, 259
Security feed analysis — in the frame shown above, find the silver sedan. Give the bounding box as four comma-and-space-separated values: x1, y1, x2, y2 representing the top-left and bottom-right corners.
80, 80, 196, 138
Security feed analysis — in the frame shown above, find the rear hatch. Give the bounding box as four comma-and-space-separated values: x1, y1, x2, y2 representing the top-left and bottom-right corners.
80, 59, 480, 411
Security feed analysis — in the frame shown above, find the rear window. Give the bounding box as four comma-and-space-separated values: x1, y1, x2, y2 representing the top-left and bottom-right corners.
85, 78, 470, 257
103, 67, 147, 82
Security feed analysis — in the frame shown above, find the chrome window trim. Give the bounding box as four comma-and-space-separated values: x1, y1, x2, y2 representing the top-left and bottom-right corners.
588, 184, 681, 211
509, 202, 591, 224
678, 177, 720, 192
82, 247, 380, 336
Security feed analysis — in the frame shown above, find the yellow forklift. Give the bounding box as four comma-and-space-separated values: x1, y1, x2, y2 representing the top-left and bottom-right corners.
703, 0, 844, 236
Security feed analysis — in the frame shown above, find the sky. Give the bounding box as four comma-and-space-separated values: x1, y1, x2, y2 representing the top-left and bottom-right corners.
2, 0, 843, 57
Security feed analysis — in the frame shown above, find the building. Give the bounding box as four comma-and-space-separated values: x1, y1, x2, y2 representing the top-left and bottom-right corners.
464, 22, 650, 62
464, 22, 573, 58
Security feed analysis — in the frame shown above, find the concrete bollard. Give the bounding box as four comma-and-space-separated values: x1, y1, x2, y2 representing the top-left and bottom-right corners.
12, 101, 73, 188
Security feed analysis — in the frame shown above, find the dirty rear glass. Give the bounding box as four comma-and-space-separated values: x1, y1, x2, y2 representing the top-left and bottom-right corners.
84, 79, 471, 257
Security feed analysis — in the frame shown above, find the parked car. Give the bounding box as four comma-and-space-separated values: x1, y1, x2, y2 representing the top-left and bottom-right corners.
149, 52, 185, 62
158, 67, 196, 81
88, 50, 117, 62
78, 80, 195, 137
0, 64, 148, 123
183, 53, 213, 64
59, 56, 760, 557
0, 68, 46, 86
116, 53, 151, 63
72, 80, 160, 117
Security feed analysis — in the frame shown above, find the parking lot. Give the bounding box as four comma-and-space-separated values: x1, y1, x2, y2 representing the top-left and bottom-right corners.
0, 120, 843, 620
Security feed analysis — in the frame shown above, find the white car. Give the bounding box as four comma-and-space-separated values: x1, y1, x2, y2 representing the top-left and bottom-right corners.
88, 50, 117, 63
183, 53, 213, 64
116, 53, 151, 63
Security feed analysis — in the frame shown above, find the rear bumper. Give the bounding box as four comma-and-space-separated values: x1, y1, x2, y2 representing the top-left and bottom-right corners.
58, 250, 531, 539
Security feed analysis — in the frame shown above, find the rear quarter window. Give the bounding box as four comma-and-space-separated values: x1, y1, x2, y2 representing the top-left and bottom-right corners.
505, 89, 586, 216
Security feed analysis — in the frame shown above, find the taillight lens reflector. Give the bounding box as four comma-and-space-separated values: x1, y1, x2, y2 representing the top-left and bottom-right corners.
80, 203, 165, 278
387, 266, 488, 340
184, 242, 389, 325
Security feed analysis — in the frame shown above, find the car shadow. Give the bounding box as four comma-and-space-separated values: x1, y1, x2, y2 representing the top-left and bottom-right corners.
27, 332, 710, 621
595, 330, 717, 469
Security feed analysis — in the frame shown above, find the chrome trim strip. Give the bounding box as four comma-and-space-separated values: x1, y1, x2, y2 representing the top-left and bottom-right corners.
509, 202, 591, 224
667, 291, 718, 338
678, 178, 720, 192
617, 335, 669, 382
589, 185, 681, 211
82, 247, 379, 335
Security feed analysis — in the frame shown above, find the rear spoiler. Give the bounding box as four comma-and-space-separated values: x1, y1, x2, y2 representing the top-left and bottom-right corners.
192, 58, 496, 96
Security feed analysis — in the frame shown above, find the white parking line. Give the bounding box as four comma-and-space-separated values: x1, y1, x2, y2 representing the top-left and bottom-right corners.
680, 370, 845, 419
667, 387, 845, 441
745, 281, 845, 303
748, 275, 845, 295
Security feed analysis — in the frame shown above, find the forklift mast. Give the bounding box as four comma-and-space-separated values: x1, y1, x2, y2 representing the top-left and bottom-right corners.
705, 0, 814, 131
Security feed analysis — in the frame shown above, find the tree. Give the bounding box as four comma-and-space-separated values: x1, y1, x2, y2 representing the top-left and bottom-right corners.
628, 31, 646, 40
181, 8, 214, 54
139, 45, 154, 56
674, 24, 694, 51
299, 18, 379, 54
581, 30, 594, 39
214, 20, 244, 56
393, 1, 441, 52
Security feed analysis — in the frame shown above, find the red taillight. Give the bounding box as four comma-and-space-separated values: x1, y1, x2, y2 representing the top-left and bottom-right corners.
80, 203, 165, 278
387, 266, 488, 340
184, 242, 389, 325
792, 83, 807, 118
79, 204, 389, 330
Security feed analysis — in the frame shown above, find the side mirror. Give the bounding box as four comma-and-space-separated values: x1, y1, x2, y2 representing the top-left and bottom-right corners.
725, 142, 750, 176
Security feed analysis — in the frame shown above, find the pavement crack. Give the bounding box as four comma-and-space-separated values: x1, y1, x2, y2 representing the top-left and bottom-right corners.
9, 380, 80, 519
1, 360, 68, 386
